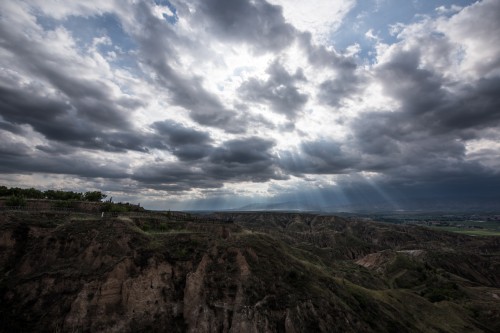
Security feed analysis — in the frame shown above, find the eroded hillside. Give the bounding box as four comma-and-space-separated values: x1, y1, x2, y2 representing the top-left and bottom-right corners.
0, 211, 499, 332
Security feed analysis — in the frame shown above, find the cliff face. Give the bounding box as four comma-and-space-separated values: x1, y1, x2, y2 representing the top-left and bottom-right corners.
0, 212, 499, 332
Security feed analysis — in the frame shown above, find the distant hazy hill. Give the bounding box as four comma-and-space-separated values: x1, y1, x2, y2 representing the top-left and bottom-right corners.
234, 201, 323, 212
235, 199, 500, 213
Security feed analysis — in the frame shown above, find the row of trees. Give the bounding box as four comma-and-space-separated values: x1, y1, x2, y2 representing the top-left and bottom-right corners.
0, 186, 107, 202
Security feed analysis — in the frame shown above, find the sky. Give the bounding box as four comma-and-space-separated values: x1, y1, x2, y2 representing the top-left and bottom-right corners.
1, 0, 499, 211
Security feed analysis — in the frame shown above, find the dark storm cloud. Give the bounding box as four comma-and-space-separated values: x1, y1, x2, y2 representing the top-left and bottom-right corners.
0, 148, 128, 180
0, 20, 137, 130
330, 170, 500, 211
279, 139, 360, 175
0, 133, 31, 157
152, 121, 211, 145
0, 84, 150, 153
193, 0, 296, 53
436, 77, 500, 131
0, 128, 129, 181
351, 110, 468, 171
1, 0, 499, 211
339, 43, 500, 194
0, 85, 68, 127
375, 48, 500, 136
0, 85, 91, 146
162, 68, 244, 132
128, 1, 247, 132
35, 143, 75, 156
133, 136, 284, 191
1, 123, 218, 192
132, 162, 224, 192
150, 120, 214, 160
203, 136, 284, 183
299, 32, 357, 70
0, 67, 217, 173
351, 113, 404, 157
377, 50, 445, 117
167, 144, 212, 162
209, 137, 274, 163
367, 46, 500, 141
0, 121, 27, 135
1, 82, 217, 157
0, 8, 156, 155
37, 67, 136, 128
238, 60, 308, 118
318, 75, 361, 107
298, 32, 362, 106
147, 58, 239, 130
279, 39, 500, 188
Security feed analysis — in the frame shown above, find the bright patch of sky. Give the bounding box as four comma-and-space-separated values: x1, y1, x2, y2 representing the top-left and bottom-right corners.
267, 0, 356, 43
36, 13, 139, 72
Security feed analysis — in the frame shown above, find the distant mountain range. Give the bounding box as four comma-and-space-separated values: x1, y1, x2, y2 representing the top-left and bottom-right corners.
231, 200, 500, 213
233, 201, 323, 212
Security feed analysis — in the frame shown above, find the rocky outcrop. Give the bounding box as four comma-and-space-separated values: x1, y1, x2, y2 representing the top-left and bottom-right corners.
65, 258, 178, 332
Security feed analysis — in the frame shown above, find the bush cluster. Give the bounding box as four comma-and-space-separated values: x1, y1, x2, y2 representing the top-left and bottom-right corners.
0, 186, 107, 202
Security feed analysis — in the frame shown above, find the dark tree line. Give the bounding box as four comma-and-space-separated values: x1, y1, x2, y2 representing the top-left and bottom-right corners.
0, 186, 107, 202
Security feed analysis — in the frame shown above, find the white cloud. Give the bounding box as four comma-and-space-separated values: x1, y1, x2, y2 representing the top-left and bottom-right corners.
152, 4, 175, 20
267, 0, 356, 44
437, 0, 500, 79
374, 0, 500, 83
435, 4, 462, 14
365, 28, 380, 41
26, 0, 121, 19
